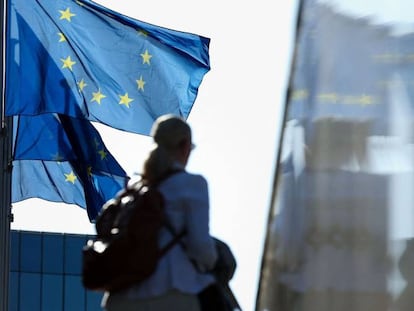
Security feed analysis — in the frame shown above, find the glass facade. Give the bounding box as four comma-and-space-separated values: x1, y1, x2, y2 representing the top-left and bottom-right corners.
9, 230, 102, 311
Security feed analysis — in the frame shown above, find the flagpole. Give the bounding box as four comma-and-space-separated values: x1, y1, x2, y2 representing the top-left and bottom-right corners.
255, 0, 305, 309
1, 0, 12, 309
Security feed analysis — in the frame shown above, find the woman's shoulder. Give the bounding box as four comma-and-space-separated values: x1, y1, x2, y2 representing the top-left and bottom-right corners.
166, 170, 208, 188
176, 170, 206, 181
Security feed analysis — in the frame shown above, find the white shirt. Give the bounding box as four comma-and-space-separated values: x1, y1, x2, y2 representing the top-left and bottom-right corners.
104, 170, 218, 302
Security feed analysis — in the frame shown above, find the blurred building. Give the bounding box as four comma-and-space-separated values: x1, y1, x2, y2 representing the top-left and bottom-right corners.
9, 230, 101, 311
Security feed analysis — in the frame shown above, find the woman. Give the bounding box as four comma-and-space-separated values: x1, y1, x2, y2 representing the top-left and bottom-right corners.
102, 114, 218, 311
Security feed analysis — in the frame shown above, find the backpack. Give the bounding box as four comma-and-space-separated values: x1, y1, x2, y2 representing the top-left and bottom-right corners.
82, 171, 184, 292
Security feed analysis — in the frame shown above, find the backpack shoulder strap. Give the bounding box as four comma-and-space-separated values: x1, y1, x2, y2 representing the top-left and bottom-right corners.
154, 168, 184, 186
156, 168, 186, 258
158, 228, 186, 257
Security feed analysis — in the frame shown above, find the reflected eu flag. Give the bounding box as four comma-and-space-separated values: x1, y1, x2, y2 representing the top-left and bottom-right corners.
6, 0, 210, 135
12, 114, 129, 221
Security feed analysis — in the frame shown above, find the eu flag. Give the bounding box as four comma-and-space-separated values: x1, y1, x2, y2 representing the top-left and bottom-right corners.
12, 114, 128, 221
6, 0, 210, 135
257, 1, 414, 311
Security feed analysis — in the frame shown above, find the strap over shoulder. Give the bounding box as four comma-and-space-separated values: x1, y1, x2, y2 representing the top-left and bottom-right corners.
153, 168, 184, 186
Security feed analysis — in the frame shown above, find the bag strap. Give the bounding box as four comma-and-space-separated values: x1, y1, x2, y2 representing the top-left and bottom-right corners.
153, 168, 184, 187
156, 168, 186, 258
162, 218, 204, 270
158, 227, 186, 258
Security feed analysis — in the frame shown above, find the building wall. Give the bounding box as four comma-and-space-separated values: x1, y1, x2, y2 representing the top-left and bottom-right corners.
9, 230, 102, 311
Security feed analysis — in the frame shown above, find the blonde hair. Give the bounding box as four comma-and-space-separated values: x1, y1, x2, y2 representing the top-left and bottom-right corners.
142, 114, 191, 184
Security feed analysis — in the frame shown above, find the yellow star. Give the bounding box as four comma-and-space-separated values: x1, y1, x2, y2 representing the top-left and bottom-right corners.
61, 56, 76, 71
291, 89, 308, 101
373, 53, 399, 63
98, 149, 107, 160
318, 93, 339, 103
91, 89, 106, 104
77, 79, 87, 92
140, 49, 152, 65
358, 94, 375, 106
87, 166, 92, 176
59, 8, 76, 22
58, 32, 66, 42
119, 93, 133, 107
64, 171, 77, 184
136, 76, 146, 91
406, 54, 414, 62
137, 29, 148, 36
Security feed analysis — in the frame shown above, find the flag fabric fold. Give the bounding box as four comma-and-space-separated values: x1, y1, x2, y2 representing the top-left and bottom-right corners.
6, 0, 210, 135
12, 114, 128, 221
6, 0, 211, 220
256, 1, 414, 310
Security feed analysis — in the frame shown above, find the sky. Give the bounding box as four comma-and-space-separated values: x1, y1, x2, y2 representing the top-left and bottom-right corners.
9, 1, 299, 310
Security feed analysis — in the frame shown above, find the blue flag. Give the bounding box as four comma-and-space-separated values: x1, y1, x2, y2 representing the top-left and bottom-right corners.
6, 0, 210, 135
12, 114, 129, 221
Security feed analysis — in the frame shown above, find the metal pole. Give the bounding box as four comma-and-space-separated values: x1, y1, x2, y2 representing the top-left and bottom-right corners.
1, 0, 13, 309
